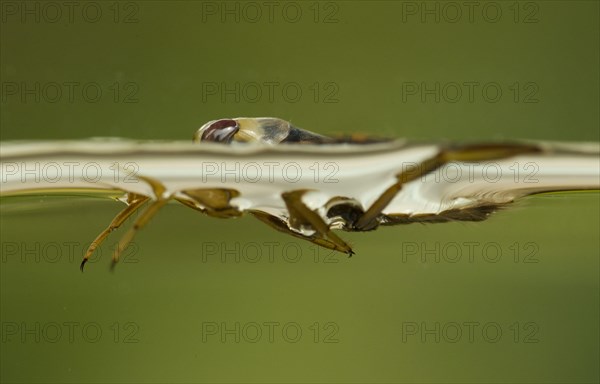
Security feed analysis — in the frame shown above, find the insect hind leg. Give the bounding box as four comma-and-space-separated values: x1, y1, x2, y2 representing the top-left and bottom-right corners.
381, 204, 506, 225
354, 143, 542, 231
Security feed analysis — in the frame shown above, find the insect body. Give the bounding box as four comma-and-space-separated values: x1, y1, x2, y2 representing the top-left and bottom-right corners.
1, 117, 598, 270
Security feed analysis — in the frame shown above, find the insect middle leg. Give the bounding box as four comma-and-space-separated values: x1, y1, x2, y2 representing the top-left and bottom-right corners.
250, 210, 352, 254
279, 190, 354, 255
354, 143, 542, 230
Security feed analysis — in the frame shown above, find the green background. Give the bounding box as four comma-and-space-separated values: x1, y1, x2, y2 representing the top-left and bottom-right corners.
1, 1, 598, 383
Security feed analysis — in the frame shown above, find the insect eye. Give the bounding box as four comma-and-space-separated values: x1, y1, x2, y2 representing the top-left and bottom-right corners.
201, 119, 239, 143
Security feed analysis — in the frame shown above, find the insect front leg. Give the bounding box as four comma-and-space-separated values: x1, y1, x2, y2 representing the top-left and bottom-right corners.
81, 193, 150, 271
105, 176, 172, 270
80, 175, 173, 271
354, 143, 542, 231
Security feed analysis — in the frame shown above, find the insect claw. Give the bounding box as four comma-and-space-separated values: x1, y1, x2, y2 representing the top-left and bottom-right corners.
347, 249, 355, 258
79, 258, 87, 272
80, 242, 99, 271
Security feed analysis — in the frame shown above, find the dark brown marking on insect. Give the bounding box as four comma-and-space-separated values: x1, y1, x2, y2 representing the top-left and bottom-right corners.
281, 127, 392, 145
280, 126, 335, 144
324, 197, 369, 231
443, 143, 543, 162
329, 134, 393, 144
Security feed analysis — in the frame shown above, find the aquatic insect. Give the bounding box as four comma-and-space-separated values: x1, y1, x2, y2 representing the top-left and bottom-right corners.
1, 117, 598, 270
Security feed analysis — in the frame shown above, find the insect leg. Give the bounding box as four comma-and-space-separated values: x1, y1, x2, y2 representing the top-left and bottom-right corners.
109, 176, 171, 270
355, 143, 542, 230
250, 210, 349, 254
382, 204, 503, 225
177, 187, 349, 254
80, 193, 150, 271
177, 188, 242, 218
110, 199, 170, 270
281, 190, 354, 256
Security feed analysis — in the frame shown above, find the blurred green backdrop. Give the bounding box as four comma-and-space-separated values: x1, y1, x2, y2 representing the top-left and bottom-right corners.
1, 1, 598, 383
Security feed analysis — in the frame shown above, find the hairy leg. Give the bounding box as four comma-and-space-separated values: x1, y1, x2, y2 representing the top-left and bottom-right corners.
355, 143, 541, 230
